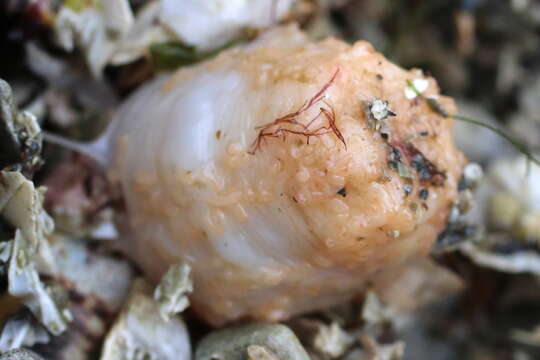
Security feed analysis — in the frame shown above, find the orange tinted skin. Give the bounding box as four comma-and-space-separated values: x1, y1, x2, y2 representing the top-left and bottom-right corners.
110, 26, 465, 325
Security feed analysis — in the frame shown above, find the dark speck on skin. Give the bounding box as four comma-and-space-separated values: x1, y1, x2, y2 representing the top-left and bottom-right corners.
337, 187, 347, 197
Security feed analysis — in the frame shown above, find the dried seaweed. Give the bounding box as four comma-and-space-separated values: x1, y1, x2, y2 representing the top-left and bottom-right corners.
250, 69, 346, 154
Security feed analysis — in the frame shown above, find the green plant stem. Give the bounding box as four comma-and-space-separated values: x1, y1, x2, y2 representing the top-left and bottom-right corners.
406, 79, 540, 167
452, 115, 540, 167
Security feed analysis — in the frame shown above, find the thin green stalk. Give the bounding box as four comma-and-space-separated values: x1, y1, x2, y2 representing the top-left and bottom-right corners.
406, 80, 540, 167
451, 115, 540, 167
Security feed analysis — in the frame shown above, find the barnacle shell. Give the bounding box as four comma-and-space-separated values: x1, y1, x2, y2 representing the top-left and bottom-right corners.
108, 25, 465, 325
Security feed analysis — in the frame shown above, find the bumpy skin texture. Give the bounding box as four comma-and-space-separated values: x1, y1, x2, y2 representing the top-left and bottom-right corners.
108, 26, 465, 326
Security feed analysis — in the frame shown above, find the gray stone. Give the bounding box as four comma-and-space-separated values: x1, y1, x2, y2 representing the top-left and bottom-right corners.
196, 323, 310, 360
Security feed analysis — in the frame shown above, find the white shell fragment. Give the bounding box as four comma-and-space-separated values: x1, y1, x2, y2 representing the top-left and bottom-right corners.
7, 232, 72, 336
369, 99, 393, 122
0, 172, 53, 254
365, 99, 395, 134
153, 263, 193, 321
55, 0, 131, 76
100, 279, 191, 360
404, 78, 429, 99
159, 0, 295, 50
313, 322, 355, 358
54, 0, 161, 76
487, 155, 540, 241
108, 1, 169, 66
361, 291, 396, 327
0, 316, 49, 352
490, 156, 540, 212
0, 172, 71, 336
46, 235, 134, 311
458, 155, 540, 274
54, 0, 295, 76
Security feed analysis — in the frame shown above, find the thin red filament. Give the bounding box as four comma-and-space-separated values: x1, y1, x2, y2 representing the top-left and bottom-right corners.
249, 68, 346, 154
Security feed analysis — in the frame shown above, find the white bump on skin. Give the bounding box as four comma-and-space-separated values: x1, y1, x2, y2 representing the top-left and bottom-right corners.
405, 78, 429, 99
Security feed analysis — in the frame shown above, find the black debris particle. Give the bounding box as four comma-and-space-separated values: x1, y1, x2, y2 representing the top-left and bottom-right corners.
403, 143, 446, 186
435, 223, 478, 250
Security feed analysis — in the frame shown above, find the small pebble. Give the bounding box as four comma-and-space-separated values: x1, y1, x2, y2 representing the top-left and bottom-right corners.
195, 324, 309, 360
